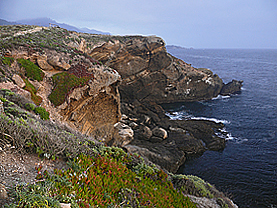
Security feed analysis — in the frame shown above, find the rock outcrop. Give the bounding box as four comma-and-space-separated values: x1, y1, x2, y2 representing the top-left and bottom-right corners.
120, 101, 226, 173
0, 25, 239, 208
89, 36, 225, 103
220, 79, 243, 96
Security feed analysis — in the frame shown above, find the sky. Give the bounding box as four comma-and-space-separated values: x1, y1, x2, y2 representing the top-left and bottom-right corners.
0, 0, 277, 49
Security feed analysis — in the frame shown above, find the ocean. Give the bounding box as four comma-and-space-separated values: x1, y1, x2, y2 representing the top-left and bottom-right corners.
165, 47, 277, 208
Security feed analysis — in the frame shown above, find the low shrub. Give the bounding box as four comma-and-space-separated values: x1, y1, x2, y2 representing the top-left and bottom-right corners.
25, 103, 35, 111
34, 106, 49, 120
48, 72, 91, 106
17, 58, 44, 81
1, 57, 14, 67
23, 79, 42, 105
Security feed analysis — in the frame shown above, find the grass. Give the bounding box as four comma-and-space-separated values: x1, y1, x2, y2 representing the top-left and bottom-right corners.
48, 72, 92, 106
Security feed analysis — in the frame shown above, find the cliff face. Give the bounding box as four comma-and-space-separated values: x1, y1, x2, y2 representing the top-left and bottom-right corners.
88, 36, 223, 103
0, 25, 239, 208
0, 26, 122, 140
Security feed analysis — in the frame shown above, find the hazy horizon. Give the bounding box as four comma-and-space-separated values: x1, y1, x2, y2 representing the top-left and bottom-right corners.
1, 0, 276, 49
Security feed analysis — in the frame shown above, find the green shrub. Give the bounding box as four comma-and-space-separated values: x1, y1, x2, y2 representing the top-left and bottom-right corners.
34, 106, 49, 120
17, 58, 44, 81
48, 72, 91, 106
1, 89, 15, 96
25, 103, 35, 111
23, 79, 42, 105
186, 175, 214, 198
1, 57, 14, 66
5, 182, 61, 208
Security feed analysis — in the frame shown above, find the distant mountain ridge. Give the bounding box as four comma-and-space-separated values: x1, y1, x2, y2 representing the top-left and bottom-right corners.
0, 17, 109, 35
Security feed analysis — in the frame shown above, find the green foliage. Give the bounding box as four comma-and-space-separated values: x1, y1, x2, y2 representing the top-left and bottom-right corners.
23, 79, 42, 105
1, 89, 15, 96
0, 96, 8, 103
1, 57, 14, 66
32, 154, 196, 207
34, 106, 49, 120
48, 72, 91, 106
186, 175, 214, 198
17, 58, 44, 81
5, 182, 61, 208
25, 103, 36, 111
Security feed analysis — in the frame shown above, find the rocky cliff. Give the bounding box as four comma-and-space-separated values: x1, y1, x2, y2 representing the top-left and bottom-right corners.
0, 25, 240, 207
88, 36, 225, 103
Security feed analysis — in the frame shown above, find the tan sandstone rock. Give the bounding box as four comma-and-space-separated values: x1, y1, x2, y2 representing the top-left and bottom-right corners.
12, 74, 25, 88
37, 55, 54, 71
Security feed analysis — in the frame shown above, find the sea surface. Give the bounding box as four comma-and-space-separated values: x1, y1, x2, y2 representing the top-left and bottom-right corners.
165, 47, 277, 208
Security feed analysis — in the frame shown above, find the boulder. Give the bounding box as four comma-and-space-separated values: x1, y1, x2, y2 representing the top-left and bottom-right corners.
125, 144, 186, 173
37, 55, 54, 71
114, 122, 134, 146
152, 127, 168, 139
12, 74, 25, 88
60, 203, 71, 208
48, 55, 71, 70
135, 125, 152, 140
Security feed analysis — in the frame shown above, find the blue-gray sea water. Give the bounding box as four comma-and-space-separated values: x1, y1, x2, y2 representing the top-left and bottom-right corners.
165, 47, 277, 208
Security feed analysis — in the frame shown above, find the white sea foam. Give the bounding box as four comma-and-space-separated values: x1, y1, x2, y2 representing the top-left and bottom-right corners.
165, 112, 184, 120
215, 128, 244, 142
190, 116, 231, 124
212, 95, 231, 100
166, 112, 231, 124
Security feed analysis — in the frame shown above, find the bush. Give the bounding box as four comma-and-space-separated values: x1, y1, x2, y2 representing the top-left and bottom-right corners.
48, 72, 91, 106
17, 58, 44, 81
23, 79, 42, 105
1, 57, 14, 67
7, 154, 196, 208
34, 106, 49, 120
25, 103, 35, 111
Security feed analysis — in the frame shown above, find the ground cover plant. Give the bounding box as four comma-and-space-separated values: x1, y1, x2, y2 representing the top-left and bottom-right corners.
17, 58, 44, 81
6, 152, 197, 208
48, 67, 93, 106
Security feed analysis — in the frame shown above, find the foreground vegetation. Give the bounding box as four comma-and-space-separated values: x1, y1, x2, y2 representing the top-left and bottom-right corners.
0, 89, 199, 207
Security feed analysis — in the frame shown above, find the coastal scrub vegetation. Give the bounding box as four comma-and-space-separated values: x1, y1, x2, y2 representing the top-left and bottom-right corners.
1, 90, 197, 207
17, 58, 44, 82
48, 71, 92, 106
6, 153, 196, 208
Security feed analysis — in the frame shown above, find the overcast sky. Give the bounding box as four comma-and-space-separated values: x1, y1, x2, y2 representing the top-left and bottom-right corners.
1, 0, 276, 48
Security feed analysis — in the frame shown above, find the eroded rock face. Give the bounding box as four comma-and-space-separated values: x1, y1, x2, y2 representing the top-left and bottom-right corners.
2, 47, 122, 142
89, 36, 224, 103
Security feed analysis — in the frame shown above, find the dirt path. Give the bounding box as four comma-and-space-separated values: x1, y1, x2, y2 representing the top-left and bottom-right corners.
0, 147, 67, 206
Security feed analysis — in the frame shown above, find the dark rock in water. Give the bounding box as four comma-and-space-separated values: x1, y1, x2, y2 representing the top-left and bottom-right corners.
220, 79, 243, 96
121, 101, 227, 173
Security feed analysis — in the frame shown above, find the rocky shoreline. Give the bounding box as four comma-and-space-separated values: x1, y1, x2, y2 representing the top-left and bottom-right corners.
0, 25, 241, 207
